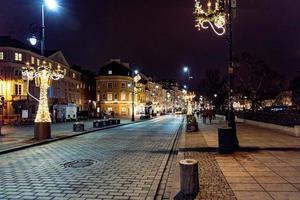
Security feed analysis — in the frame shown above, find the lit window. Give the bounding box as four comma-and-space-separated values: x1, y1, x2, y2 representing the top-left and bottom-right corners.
14, 52, 22, 61
121, 107, 126, 113
121, 92, 126, 101
37, 59, 40, 66
49, 63, 52, 68
107, 82, 113, 89
77, 84, 79, 89
97, 94, 100, 101
72, 73, 76, 78
31, 56, 35, 64
0, 52, 4, 60
14, 84, 22, 95
108, 70, 112, 75
107, 107, 113, 112
107, 93, 113, 101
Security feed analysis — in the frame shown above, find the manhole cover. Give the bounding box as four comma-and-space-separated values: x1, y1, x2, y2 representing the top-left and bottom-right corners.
63, 159, 97, 168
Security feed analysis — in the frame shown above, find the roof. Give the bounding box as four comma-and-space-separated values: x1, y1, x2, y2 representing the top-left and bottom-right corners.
0, 35, 59, 57
98, 61, 132, 76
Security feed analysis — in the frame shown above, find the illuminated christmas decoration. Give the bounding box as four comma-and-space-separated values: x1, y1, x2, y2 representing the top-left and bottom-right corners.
22, 62, 65, 123
194, 0, 226, 36
184, 91, 196, 115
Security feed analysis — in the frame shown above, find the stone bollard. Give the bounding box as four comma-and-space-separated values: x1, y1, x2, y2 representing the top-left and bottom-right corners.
73, 122, 84, 132
179, 159, 199, 196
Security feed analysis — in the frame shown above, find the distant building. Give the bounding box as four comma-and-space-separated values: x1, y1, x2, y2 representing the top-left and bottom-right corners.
96, 60, 134, 116
0, 36, 81, 123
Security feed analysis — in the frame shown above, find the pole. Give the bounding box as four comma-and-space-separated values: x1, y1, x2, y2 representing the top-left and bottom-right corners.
41, 1, 45, 56
131, 80, 135, 121
227, 0, 239, 149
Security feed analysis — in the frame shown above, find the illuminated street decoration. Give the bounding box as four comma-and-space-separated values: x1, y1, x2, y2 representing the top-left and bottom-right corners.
194, 0, 226, 36
22, 62, 64, 123
184, 91, 196, 115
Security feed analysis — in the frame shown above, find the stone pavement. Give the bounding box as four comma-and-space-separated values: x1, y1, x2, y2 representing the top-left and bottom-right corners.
0, 115, 183, 200
0, 117, 136, 153
168, 117, 300, 200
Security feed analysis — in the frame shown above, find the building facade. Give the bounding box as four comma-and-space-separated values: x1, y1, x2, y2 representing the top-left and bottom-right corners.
0, 36, 82, 123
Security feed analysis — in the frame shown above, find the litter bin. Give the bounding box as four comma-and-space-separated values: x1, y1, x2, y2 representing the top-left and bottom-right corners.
218, 127, 234, 154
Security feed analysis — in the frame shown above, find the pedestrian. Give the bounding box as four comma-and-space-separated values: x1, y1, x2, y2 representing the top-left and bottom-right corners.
202, 109, 207, 124
208, 109, 213, 124
196, 111, 200, 118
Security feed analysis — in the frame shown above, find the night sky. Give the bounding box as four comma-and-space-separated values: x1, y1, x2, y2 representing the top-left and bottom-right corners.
1, 0, 300, 89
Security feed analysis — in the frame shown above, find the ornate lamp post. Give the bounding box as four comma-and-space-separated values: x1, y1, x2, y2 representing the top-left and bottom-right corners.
22, 62, 64, 140
194, 0, 239, 149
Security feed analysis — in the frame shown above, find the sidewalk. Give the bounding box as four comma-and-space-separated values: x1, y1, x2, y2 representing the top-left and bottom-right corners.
0, 117, 138, 154
169, 118, 300, 200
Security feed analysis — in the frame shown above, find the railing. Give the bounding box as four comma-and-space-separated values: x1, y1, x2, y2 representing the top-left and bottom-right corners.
235, 111, 300, 127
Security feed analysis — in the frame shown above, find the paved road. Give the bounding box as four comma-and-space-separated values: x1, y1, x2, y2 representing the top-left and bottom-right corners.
0, 115, 183, 200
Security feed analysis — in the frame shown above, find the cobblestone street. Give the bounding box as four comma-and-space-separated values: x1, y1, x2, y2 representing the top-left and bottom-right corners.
0, 116, 183, 200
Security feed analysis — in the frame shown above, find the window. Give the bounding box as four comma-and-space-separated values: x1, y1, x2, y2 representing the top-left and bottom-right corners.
37, 59, 40, 66
15, 70, 22, 76
102, 93, 106, 100
107, 93, 113, 101
14, 84, 22, 95
97, 94, 100, 101
72, 73, 76, 78
31, 56, 35, 64
108, 70, 112, 75
107, 107, 113, 112
121, 82, 126, 89
14, 52, 22, 61
0, 52, 3, 60
121, 107, 126, 113
114, 94, 118, 100
121, 92, 126, 101
107, 82, 113, 89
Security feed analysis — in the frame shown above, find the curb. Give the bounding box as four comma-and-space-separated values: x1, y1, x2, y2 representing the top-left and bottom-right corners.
0, 118, 154, 155
147, 117, 184, 199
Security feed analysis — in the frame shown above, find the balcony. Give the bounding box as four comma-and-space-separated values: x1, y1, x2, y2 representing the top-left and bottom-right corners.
12, 95, 27, 101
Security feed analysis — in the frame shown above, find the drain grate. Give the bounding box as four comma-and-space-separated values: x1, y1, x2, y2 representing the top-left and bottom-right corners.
63, 159, 97, 168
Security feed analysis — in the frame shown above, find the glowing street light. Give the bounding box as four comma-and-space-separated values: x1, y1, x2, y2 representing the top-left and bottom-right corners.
28, 35, 38, 46
45, 0, 58, 10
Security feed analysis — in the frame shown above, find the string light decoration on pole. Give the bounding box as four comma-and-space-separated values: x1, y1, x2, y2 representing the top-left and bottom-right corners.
22, 62, 65, 139
194, 0, 226, 36
194, 0, 239, 150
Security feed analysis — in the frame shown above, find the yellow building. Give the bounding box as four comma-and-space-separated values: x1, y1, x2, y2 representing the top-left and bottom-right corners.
96, 60, 145, 116
0, 36, 82, 123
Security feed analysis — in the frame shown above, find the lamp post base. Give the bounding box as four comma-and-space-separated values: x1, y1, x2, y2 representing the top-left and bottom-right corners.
34, 122, 51, 140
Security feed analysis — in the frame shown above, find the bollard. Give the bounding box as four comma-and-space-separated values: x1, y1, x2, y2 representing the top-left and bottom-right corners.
73, 122, 84, 132
179, 159, 199, 196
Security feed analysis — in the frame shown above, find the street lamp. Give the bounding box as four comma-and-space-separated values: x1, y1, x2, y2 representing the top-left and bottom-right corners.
41, 0, 59, 56
194, 0, 239, 150
183, 66, 191, 89
130, 70, 141, 121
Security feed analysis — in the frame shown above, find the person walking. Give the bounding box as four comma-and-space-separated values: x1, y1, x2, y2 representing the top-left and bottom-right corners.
208, 109, 213, 124
202, 109, 207, 124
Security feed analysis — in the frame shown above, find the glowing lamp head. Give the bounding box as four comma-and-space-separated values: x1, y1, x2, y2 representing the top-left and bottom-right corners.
134, 69, 139, 75
184, 85, 187, 89
28, 35, 37, 46
45, 0, 58, 10
183, 66, 189, 73
214, 94, 218, 98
